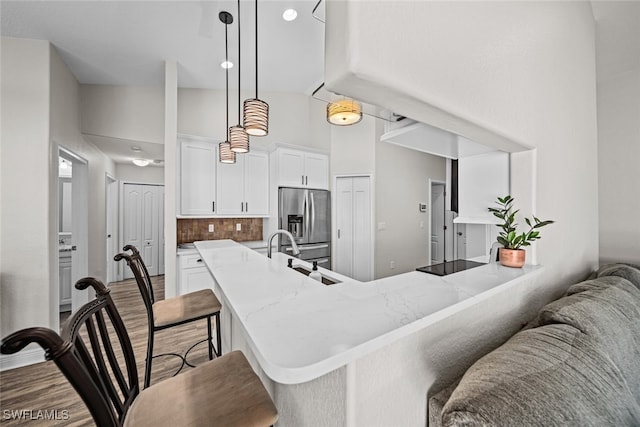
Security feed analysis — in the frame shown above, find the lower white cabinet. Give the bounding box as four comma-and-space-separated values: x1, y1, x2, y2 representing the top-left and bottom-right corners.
59, 252, 72, 309
178, 251, 232, 353
177, 253, 215, 295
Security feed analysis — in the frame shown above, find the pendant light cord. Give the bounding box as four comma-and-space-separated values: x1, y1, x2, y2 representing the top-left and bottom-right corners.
237, 0, 242, 124
225, 19, 229, 138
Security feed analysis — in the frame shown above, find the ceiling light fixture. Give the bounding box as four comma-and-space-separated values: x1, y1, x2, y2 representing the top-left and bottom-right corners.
282, 8, 297, 21
219, 11, 236, 164
230, 0, 249, 153
133, 159, 150, 167
327, 99, 363, 126
131, 146, 142, 152
220, 60, 234, 69
243, 0, 269, 136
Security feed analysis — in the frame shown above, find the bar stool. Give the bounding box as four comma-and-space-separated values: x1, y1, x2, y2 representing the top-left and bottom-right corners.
1, 277, 278, 427
115, 245, 222, 388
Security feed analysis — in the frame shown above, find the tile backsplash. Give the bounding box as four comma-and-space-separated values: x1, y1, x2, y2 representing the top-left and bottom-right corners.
177, 218, 263, 244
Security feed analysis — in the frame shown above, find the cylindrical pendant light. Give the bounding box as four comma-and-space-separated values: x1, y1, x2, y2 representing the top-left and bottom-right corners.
327, 99, 363, 126
219, 11, 236, 164
230, 0, 249, 153
243, 0, 269, 136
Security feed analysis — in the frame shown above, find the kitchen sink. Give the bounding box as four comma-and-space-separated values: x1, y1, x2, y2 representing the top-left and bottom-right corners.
292, 266, 341, 286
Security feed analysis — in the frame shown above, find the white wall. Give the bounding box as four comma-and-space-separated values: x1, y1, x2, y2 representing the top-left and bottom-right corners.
80, 84, 164, 144
1, 38, 52, 340
375, 131, 446, 278
116, 164, 164, 184
177, 89, 330, 152
0, 38, 116, 364
325, 2, 598, 424
597, 68, 640, 263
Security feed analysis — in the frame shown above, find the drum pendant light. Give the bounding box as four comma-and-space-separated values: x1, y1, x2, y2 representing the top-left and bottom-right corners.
243, 0, 269, 136
219, 11, 236, 164
229, 0, 249, 153
327, 99, 363, 126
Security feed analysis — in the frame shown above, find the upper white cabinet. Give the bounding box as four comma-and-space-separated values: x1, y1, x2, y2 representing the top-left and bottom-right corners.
179, 136, 217, 215
275, 147, 329, 190
217, 150, 269, 216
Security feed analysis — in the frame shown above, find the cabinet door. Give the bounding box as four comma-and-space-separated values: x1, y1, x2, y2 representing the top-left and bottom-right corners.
180, 267, 215, 294
180, 140, 216, 215
304, 152, 329, 190
277, 148, 306, 187
217, 154, 246, 215
244, 151, 269, 215
59, 256, 73, 306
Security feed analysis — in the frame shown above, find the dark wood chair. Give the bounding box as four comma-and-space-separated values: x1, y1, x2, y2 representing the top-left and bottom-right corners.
0, 277, 278, 427
114, 244, 222, 388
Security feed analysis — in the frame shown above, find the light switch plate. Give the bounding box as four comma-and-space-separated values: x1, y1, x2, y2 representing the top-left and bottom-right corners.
236, 223, 241, 231
208, 224, 214, 233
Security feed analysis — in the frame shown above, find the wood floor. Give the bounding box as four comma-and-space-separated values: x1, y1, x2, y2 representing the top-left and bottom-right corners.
0, 276, 213, 426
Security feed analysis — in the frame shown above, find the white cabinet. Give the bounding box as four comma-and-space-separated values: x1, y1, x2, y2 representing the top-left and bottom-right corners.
275, 148, 329, 190
180, 137, 217, 215
177, 253, 216, 295
217, 150, 269, 216
59, 252, 72, 309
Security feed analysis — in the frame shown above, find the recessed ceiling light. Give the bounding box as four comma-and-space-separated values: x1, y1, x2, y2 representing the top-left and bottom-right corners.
282, 9, 297, 21
132, 159, 150, 167
221, 60, 234, 69
131, 146, 142, 152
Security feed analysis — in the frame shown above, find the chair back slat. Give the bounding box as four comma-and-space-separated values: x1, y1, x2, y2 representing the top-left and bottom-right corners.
82, 316, 126, 419
114, 246, 155, 325
95, 310, 130, 401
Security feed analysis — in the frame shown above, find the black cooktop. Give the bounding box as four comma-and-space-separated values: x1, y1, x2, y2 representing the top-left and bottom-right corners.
416, 259, 486, 276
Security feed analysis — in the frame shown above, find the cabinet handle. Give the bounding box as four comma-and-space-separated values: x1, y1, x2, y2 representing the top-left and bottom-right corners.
212, 201, 215, 212
241, 202, 244, 212
245, 202, 248, 212
301, 175, 305, 185
305, 176, 308, 185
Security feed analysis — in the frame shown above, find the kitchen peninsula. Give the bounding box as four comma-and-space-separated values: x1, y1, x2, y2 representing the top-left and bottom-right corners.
194, 239, 542, 426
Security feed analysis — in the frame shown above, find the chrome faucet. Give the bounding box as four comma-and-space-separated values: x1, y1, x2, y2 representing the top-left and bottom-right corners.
267, 230, 300, 258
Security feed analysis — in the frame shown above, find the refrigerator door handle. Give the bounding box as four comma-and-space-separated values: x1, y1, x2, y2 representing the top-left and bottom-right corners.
304, 190, 310, 241
310, 191, 315, 237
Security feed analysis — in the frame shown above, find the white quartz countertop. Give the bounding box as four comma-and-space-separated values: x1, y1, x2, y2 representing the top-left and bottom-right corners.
194, 239, 542, 384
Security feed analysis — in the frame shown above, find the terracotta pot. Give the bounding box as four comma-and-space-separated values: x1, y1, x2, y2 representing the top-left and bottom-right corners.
499, 248, 526, 268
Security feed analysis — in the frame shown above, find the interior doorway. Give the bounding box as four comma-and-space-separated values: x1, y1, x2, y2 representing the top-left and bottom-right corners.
57, 147, 89, 330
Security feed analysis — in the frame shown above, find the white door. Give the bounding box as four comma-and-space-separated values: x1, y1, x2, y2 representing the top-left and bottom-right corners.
217, 154, 245, 215
123, 184, 163, 279
304, 153, 329, 190
431, 183, 445, 263
244, 151, 269, 215
335, 176, 372, 281
277, 148, 306, 187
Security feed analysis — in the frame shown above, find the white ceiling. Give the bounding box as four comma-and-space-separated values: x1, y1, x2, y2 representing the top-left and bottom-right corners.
2, 1, 638, 166
0, 0, 326, 92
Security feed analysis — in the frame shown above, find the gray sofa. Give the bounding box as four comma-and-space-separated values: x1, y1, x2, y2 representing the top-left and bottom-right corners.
429, 263, 640, 426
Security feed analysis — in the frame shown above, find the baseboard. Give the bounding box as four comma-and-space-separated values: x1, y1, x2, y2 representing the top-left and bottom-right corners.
0, 347, 45, 371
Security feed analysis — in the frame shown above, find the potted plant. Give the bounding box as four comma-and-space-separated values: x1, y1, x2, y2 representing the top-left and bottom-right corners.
488, 195, 554, 268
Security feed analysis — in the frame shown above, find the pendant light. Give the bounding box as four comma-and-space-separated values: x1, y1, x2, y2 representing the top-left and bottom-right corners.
230, 0, 249, 153
219, 11, 236, 164
243, 0, 269, 136
327, 99, 363, 126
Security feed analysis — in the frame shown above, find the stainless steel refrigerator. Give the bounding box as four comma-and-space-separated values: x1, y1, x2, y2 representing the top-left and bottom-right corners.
278, 187, 331, 269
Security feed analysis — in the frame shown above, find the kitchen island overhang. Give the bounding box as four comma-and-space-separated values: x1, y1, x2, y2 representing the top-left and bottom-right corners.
193, 239, 543, 385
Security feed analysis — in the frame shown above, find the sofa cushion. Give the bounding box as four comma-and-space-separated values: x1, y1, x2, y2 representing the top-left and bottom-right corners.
536, 276, 640, 398
441, 324, 640, 426
592, 263, 640, 289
